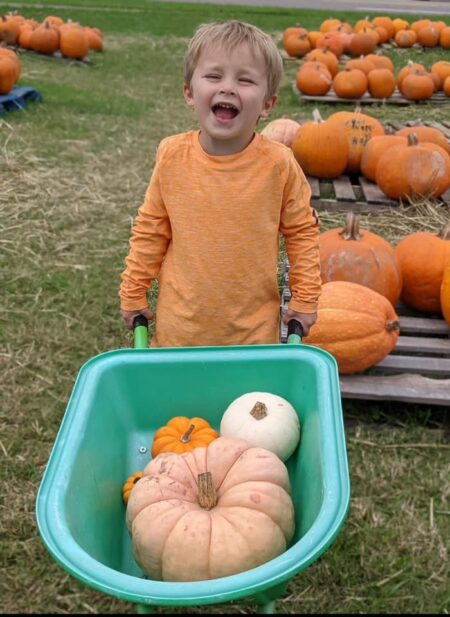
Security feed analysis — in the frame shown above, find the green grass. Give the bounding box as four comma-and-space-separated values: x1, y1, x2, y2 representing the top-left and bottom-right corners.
1, 1, 450, 614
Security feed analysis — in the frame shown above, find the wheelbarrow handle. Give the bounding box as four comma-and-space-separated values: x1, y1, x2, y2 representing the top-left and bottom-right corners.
132, 315, 303, 348
132, 315, 149, 349
286, 319, 303, 345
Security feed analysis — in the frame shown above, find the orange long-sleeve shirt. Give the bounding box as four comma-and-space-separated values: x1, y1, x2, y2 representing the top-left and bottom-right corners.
119, 130, 321, 347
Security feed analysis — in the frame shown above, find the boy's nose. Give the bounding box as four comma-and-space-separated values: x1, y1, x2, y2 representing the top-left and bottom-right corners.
219, 80, 236, 95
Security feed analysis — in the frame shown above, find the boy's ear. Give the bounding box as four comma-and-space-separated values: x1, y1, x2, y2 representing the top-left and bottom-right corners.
260, 95, 278, 119
183, 83, 195, 109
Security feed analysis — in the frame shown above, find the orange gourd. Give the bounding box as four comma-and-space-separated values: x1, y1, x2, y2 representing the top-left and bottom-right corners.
282, 26, 307, 47
296, 62, 332, 95
367, 68, 396, 99
284, 33, 311, 57
348, 30, 377, 56
59, 25, 89, 60
305, 48, 339, 76
303, 281, 400, 374
291, 108, 349, 179
395, 126, 450, 154
0, 56, 16, 94
416, 24, 440, 48
440, 265, 450, 325
319, 212, 402, 306
151, 416, 219, 457
127, 437, 295, 581
122, 471, 143, 504
395, 226, 450, 313
395, 29, 417, 48
431, 61, 450, 90
440, 26, 450, 49
399, 71, 435, 101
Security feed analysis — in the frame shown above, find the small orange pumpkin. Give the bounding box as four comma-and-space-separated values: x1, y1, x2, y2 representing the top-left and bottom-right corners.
122, 471, 143, 504
332, 68, 368, 99
151, 416, 219, 457
367, 68, 396, 99
395, 29, 417, 48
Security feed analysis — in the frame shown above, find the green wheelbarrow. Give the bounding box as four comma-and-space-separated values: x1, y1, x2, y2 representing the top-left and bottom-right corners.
36, 318, 351, 614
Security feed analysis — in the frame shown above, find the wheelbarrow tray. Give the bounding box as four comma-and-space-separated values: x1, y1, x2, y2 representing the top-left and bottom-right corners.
36, 342, 350, 609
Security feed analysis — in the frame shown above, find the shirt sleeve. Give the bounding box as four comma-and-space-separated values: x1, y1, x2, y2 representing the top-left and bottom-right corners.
279, 153, 322, 314
119, 146, 172, 311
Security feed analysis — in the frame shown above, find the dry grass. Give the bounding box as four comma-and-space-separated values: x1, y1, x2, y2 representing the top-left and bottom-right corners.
1, 13, 450, 614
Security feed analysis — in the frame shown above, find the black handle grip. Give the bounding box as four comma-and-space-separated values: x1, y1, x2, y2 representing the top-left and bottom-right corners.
132, 314, 149, 329
287, 319, 304, 338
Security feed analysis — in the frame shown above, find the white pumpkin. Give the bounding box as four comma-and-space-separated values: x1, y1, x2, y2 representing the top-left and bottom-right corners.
220, 392, 300, 462
260, 118, 301, 148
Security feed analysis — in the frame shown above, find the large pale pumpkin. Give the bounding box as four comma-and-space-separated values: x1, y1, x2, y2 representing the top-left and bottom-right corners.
260, 117, 301, 147
319, 212, 402, 306
395, 226, 450, 313
127, 437, 295, 581
303, 281, 400, 374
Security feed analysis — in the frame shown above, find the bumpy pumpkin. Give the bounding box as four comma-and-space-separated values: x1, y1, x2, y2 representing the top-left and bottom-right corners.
395, 225, 450, 313
319, 212, 402, 306
122, 471, 143, 504
303, 281, 400, 374
151, 416, 218, 457
291, 108, 349, 179
220, 392, 300, 462
260, 117, 301, 147
440, 265, 450, 325
127, 437, 295, 581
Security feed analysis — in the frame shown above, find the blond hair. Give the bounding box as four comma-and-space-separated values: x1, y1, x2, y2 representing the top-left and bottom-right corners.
184, 20, 283, 98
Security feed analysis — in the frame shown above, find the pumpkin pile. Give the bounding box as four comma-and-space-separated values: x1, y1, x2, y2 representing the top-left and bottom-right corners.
0, 12, 103, 60
122, 392, 302, 582
282, 16, 450, 59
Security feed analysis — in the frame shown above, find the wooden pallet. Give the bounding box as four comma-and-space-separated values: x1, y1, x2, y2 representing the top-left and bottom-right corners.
280, 269, 450, 407
292, 82, 450, 106
12, 46, 92, 65
297, 119, 450, 212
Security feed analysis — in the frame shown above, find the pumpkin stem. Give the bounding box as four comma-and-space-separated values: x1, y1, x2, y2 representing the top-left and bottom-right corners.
197, 472, 218, 510
406, 133, 419, 147
250, 401, 268, 420
312, 108, 323, 123
180, 423, 196, 444
386, 320, 400, 332
340, 212, 361, 240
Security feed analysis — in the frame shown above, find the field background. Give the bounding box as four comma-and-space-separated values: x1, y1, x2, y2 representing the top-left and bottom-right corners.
1, 0, 449, 613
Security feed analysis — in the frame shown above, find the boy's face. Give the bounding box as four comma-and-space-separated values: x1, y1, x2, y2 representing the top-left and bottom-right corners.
183, 43, 278, 155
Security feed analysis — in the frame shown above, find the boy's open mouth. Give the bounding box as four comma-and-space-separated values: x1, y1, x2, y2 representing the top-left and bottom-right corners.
212, 103, 239, 120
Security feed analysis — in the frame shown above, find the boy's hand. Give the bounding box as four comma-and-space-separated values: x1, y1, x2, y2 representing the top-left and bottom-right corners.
121, 308, 154, 330
282, 310, 317, 337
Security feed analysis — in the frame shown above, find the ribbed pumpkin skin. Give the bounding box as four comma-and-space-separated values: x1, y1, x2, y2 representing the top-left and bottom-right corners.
395, 229, 450, 313
440, 265, 450, 325
360, 135, 407, 182
319, 214, 402, 306
303, 281, 400, 374
151, 416, 219, 457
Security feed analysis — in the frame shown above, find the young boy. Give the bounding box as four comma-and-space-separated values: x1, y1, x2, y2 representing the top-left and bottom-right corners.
119, 20, 321, 347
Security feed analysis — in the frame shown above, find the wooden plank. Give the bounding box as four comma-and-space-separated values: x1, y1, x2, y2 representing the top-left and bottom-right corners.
394, 335, 450, 355
373, 355, 450, 376
398, 315, 450, 336
310, 197, 394, 213
340, 374, 450, 406
333, 176, 357, 202
306, 176, 320, 199
358, 176, 396, 206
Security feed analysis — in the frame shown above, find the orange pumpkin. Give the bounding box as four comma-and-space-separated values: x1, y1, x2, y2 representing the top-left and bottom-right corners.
395, 226, 450, 313
319, 212, 402, 306
296, 62, 332, 95
282, 26, 307, 47
348, 30, 377, 56
59, 26, 89, 60
376, 134, 450, 200
0, 56, 16, 95
395, 29, 417, 48
30, 22, 59, 55
397, 61, 427, 88
416, 24, 440, 48
151, 416, 219, 457
395, 126, 450, 154
305, 48, 339, 76
440, 26, 450, 49
367, 68, 396, 99
327, 107, 385, 175
345, 56, 376, 75
332, 68, 368, 99
303, 281, 400, 375
366, 54, 395, 72
284, 33, 311, 57
371, 16, 395, 40
431, 61, 450, 90
440, 265, 450, 325
291, 108, 349, 179
361, 135, 407, 182
122, 471, 143, 504
399, 71, 435, 101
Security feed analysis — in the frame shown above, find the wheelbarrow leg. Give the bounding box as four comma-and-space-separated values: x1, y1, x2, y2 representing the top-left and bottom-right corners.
254, 580, 288, 614
136, 603, 155, 614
